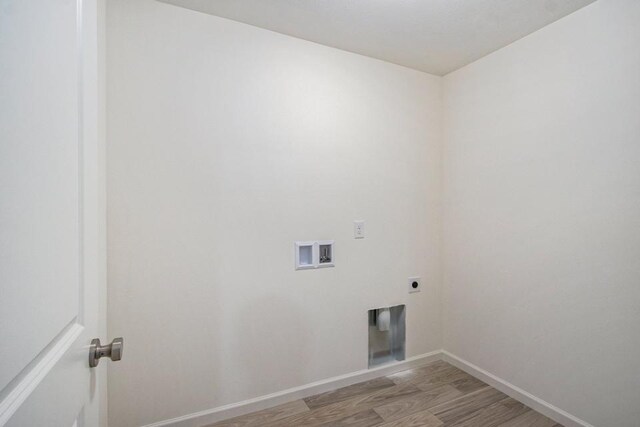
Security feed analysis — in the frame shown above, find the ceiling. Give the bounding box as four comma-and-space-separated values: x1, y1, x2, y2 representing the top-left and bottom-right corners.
160, 0, 597, 76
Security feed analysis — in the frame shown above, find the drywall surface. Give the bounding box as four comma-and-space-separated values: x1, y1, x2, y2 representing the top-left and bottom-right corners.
107, 1, 442, 425
443, 1, 640, 426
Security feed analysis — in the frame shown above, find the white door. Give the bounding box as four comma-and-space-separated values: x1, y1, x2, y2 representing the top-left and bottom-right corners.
0, 0, 107, 426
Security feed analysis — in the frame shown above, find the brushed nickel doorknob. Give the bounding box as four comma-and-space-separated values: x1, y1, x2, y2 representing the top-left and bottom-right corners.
89, 337, 123, 368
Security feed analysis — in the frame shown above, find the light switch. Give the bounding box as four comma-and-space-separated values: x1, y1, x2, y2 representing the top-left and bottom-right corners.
354, 220, 365, 239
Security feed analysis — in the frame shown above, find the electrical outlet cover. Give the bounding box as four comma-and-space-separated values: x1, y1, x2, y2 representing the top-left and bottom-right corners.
408, 277, 421, 293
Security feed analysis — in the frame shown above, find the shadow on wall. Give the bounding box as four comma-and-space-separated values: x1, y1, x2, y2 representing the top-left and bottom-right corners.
226, 293, 309, 399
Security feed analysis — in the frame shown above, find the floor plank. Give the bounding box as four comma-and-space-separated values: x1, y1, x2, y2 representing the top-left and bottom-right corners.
430, 386, 508, 425
412, 365, 487, 394
447, 397, 529, 427
303, 377, 396, 409
373, 385, 462, 422
496, 409, 560, 427
205, 399, 309, 427
377, 409, 444, 427
319, 409, 384, 427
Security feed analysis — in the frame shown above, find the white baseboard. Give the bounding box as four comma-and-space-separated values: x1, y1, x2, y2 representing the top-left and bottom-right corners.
141, 350, 442, 427
441, 351, 593, 427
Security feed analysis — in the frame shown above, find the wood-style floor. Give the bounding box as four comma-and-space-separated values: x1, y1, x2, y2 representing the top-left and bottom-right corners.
206, 360, 563, 427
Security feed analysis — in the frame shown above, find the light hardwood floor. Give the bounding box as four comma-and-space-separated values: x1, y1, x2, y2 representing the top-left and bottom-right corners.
206, 361, 562, 427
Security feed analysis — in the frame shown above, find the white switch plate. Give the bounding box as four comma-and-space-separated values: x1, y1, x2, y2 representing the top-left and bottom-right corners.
354, 220, 365, 239
408, 277, 421, 293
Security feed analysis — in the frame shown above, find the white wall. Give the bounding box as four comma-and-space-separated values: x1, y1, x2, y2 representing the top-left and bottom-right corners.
107, 1, 442, 426
443, 1, 640, 426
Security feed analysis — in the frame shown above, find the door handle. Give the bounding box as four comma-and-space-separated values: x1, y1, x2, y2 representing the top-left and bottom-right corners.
89, 337, 123, 368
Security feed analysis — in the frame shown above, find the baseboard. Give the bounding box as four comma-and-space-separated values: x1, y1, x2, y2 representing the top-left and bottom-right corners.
441, 351, 594, 427
141, 350, 442, 427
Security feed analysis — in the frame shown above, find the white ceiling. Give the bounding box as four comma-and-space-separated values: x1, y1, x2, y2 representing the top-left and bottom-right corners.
160, 0, 597, 76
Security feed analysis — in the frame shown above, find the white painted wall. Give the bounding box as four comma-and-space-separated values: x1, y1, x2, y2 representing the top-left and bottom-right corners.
106, 1, 442, 426
443, 1, 640, 426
